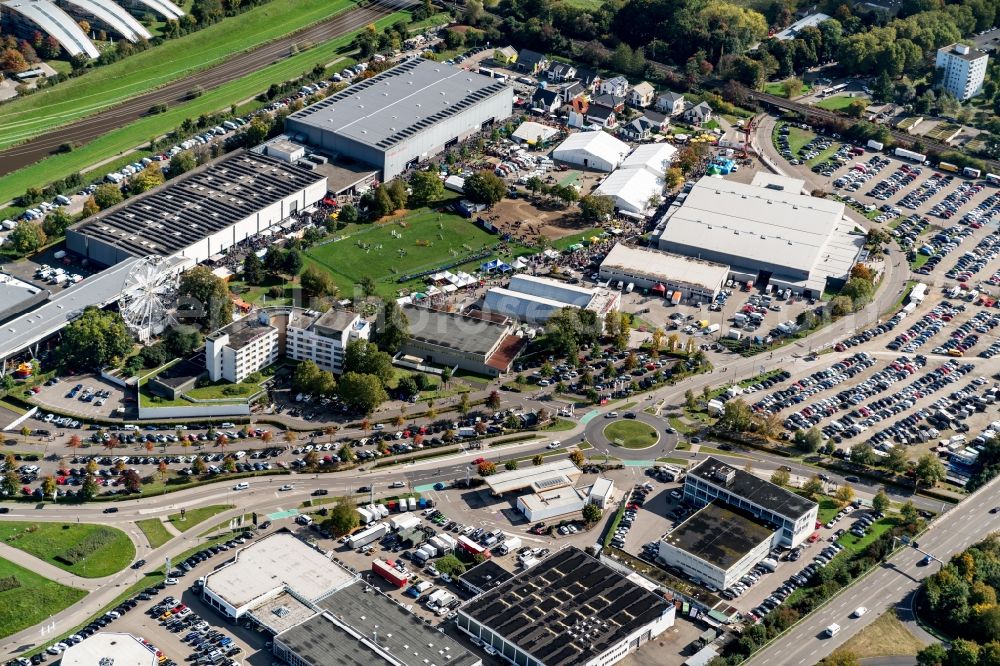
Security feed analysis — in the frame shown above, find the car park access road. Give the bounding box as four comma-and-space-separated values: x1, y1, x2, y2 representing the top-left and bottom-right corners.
746, 474, 1000, 666
0, 0, 411, 176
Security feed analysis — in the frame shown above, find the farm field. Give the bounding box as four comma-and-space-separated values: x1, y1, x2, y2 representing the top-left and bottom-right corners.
0, 0, 356, 149
305, 205, 530, 297
0, 522, 135, 578
0, 557, 87, 639
0, 11, 407, 205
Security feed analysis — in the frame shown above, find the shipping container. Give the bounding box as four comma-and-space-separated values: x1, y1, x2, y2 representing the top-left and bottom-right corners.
963, 166, 982, 178
894, 147, 927, 163
938, 162, 959, 173
670, 291, 682, 305
372, 559, 408, 588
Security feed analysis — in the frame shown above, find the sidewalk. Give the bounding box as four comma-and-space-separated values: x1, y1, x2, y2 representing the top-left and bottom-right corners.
0, 542, 101, 591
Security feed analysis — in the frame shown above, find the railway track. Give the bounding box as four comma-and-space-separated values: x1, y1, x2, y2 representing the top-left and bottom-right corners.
0, 0, 413, 178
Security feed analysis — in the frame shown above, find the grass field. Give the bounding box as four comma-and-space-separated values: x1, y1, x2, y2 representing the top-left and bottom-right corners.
0, 522, 135, 578
0, 11, 406, 204
837, 608, 925, 658
815, 95, 857, 111
305, 204, 522, 297
0, 557, 87, 639
168, 505, 233, 533
604, 420, 659, 449
136, 519, 173, 549
764, 81, 811, 98
0, 0, 356, 148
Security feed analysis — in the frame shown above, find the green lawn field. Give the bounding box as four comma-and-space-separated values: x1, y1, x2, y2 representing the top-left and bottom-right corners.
0, 522, 135, 578
136, 518, 173, 549
604, 420, 659, 449
0, 557, 87, 639
305, 205, 526, 297
0, 11, 406, 204
815, 95, 857, 111
0, 0, 357, 148
168, 505, 233, 533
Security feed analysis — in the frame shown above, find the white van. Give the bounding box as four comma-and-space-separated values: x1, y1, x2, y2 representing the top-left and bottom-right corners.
233, 482, 249, 491
825, 624, 840, 637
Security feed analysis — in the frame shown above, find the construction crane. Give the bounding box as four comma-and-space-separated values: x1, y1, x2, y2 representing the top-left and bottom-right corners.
739, 114, 763, 159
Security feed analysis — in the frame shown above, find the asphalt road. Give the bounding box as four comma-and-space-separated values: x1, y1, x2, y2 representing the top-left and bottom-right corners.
0, 0, 411, 176
746, 474, 1000, 666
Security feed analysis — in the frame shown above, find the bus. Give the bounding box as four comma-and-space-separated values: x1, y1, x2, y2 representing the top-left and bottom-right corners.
938, 161, 959, 173
963, 166, 982, 178
986, 173, 1000, 186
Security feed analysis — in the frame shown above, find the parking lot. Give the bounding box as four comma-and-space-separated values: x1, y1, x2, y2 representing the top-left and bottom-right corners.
33, 374, 127, 422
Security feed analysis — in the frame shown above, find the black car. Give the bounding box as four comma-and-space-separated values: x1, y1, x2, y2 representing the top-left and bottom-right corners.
103, 507, 119, 513
0, 507, 9, 514
311, 489, 329, 496
131, 559, 146, 570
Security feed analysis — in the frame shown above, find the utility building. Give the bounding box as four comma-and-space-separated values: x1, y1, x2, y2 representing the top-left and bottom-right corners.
285, 58, 513, 181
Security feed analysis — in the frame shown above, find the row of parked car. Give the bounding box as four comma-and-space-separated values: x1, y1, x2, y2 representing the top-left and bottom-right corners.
746, 543, 845, 624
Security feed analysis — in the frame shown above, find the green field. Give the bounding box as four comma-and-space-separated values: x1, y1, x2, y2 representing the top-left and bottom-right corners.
0, 557, 87, 639
136, 518, 173, 549
0, 11, 407, 204
0, 522, 135, 578
604, 420, 659, 449
0, 0, 356, 148
305, 205, 527, 297
168, 505, 233, 533
815, 94, 858, 111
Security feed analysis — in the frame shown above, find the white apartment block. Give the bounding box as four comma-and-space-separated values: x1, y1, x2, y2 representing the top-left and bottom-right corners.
205, 314, 280, 383
286, 309, 371, 374
936, 43, 988, 101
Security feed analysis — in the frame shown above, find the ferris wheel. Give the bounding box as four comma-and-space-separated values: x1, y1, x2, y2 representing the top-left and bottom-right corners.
119, 256, 177, 343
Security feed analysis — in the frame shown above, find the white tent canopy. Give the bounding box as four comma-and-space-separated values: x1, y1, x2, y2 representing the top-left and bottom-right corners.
552, 132, 630, 172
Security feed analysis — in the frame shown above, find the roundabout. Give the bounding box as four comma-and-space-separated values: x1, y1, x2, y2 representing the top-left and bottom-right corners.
603, 419, 660, 450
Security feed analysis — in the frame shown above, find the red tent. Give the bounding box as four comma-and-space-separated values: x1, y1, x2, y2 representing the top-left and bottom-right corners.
652, 283, 666, 294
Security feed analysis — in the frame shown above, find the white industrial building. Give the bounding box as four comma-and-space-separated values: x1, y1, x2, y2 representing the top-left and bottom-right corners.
285, 308, 371, 374
657, 502, 776, 590
587, 477, 615, 508
53, 0, 150, 41
511, 120, 560, 146
552, 131, 630, 172
594, 165, 665, 217
517, 485, 586, 521
654, 176, 862, 296
67, 151, 327, 266
60, 633, 158, 666
285, 58, 513, 181
457, 547, 675, 666
0, 0, 100, 58
205, 312, 280, 383
484, 458, 582, 495
599, 243, 729, 303
482, 274, 620, 325
684, 457, 818, 548
936, 43, 988, 101
774, 12, 830, 40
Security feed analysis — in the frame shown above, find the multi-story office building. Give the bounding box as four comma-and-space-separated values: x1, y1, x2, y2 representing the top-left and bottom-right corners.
936, 43, 988, 101
285, 309, 371, 374
205, 314, 280, 383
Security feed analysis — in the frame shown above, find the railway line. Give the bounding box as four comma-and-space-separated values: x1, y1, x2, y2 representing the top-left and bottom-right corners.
0, 0, 413, 177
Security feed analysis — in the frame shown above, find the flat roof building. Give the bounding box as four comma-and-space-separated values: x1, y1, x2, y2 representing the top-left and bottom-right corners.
512, 120, 560, 146
684, 457, 818, 547
67, 151, 327, 266
456, 547, 674, 666
286, 58, 513, 181
774, 12, 830, 40
400, 304, 524, 376
60, 633, 158, 666
285, 308, 371, 374
274, 583, 481, 666
657, 502, 775, 590
517, 486, 587, 521
205, 312, 280, 383
459, 560, 514, 596
936, 43, 988, 101
484, 458, 582, 495
654, 176, 861, 295
483, 274, 619, 325
599, 243, 728, 304
202, 531, 356, 626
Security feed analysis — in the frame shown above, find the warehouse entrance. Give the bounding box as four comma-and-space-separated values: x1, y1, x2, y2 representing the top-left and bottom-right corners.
755, 270, 772, 292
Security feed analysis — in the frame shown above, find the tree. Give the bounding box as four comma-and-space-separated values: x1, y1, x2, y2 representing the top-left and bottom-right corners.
283, 250, 303, 277
794, 427, 823, 453
93, 183, 123, 210
771, 468, 790, 486
504, 459, 518, 471
463, 170, 506, 206
435, 553, 467, 576
337, 372, 388, 414
129, 164, 165, 195
42, 208, 73, 238
802, 475, 824, 498
344, 339, 394, 385
8, 222, 47, 255
192, 455, 207, 475
169, 151, 197, 175
122, 469, 142, 493
818, 652, 860, 666
0, 48, 28, 73
915, 453, 946, 488
80, 474, 100, 500
242, 252, 264, 285
40, 475, 56, 498
782, 76, 802, 98
58, 307, 132, 370
886, 445, 909, 472
486, 390, 501, 411
375, 300, 409, 354
872, 488, 890, 514
916, 643, 947, 666
408, 170, 444, 206
718, 399, 754, 433
850, 442, 876, 466
582, 502, 603, 523
570, 450, 585, 467
323, 497, 360, 537
178, 266, 233, 331
458, 393, 470, 416
531, 454, 544, 466
300, 265, 338, 300
337, 202, 358, 224
664, 167, 684, 189
477, 461, 497, 476
834, 484, 855, 507
82, 197, 100, 218
576, 193, 615, 222
292, 360, 336, 396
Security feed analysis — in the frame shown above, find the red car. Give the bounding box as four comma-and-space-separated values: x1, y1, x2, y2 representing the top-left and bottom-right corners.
472, 457, 486, 465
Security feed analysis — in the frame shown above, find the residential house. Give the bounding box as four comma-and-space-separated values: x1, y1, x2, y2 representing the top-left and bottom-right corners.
601, 75, 630, 98
493, 46, 518, 67
618, 110, 668, 141
592, 93, 624, 112
517, 49, 549, 74
531, 87, 562, 114
586, 103, 617, 129
560, 81, 586, 104
655, 91, 685, 116
684, 101, 712, 125
547, 62, 577, 82
640, 109, 670, 133
628, 81, 656, 108
575, 67, 601, 93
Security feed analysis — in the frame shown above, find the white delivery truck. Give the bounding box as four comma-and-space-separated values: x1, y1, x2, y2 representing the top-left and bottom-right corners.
498, 536, 522, 555
825, 624, 841, 637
